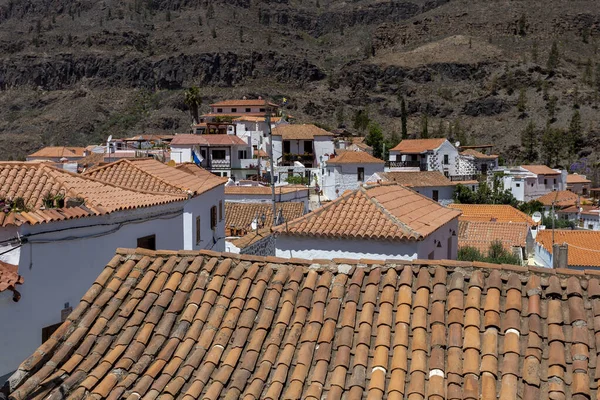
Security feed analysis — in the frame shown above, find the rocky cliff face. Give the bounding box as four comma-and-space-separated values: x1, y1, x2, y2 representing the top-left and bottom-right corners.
0, 0, 599, 177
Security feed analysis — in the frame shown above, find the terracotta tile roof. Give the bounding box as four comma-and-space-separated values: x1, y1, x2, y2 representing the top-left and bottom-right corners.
390, 138, 447, 153
327, 151, 384, 165
78, 152, 105, 167
0, 260, 23, 293
460, 148, 499, 159
378, 171, 454, 187
458, 220, 528, 253
567, 173, 592, 184
558, 205, 600, 216
170, 134, 248, 146
225, 202, 304, 234
224, 184, 309, 196
27, 146, 86, 158
232, 116, 285, 123
274, 184, 461, 240
536, 190, 580, 207
253, 149, 268, 158
227, 227, 272, 249
83, 159, 225, 196
521, 164, 561, 175
0, 162, 186, 227
449, 203, 535, 225
210, 99, 279, 107
272, 124, 333, 140
536, 229, 600, 266
11, 247, 600, 400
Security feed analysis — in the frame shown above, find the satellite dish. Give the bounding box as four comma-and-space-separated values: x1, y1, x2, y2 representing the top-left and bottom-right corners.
532, 211, 542, 224
167, 160, 176, 167
455, 141, 461, 148
250, 219, 258, 231
107, 135, 113, 142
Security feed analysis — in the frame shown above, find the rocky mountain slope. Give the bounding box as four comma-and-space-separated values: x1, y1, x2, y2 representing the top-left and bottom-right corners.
0, 0, 599, 179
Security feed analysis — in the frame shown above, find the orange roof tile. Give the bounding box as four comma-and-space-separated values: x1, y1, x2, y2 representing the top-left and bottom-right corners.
536, 190, 580, 207
227, 227, 272, 248
170, 134, 248, 146
232, 116, 286, 123
558, 205, 600, 216
458, 220, 528, 253
460, 148, 499, 159
449, 203, 534, 225
27, 146, 86, 158
274, 184, 461, 240
327, 151, 384, 165
521, 165, 561, 175
567, 173, 592, 184
272, 124, 333, 140
390, 138, 447, 153
11, 247, 600, 400
224, 184, 309, 196
536, 229, 600, 267
83, 159, 225, 196
0, 162, 186, 227
210, 99, 279, 107
0, 260, 23, 294
378, 171, 454, 187
225, 202, 304, 234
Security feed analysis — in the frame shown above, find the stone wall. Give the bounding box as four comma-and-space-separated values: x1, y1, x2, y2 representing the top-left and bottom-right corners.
240, 234, 275, 256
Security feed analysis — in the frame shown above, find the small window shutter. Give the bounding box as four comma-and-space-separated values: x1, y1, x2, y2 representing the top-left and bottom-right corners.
211, 206, 217, 230
196, 216, 201, 244
219, 201, 223, 221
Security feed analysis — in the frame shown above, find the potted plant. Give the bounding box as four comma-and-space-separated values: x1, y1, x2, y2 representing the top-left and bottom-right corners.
54, 193, 65, 208
43, 192, 54, 209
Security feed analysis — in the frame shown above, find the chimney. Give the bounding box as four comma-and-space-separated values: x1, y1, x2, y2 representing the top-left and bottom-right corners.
552, 243, 568, 269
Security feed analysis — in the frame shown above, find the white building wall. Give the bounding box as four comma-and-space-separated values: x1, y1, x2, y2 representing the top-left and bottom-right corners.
0, 202, 185, 378
314, 136, 335, 163
322, 163, 384, 201
411, 186, 455, 205
275, 219, 458, 261
183, 185, 226, 252
533, 242, 553, 268
432, 141, 460, 176
170, 144, 192, 164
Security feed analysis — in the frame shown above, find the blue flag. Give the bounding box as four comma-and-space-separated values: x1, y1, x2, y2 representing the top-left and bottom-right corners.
192, 150, 202, 166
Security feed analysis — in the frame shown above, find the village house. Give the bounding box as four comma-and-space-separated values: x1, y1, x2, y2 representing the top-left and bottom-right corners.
456, 148, 499, 178
557, 205, 600, 230
534, 229, 600, 269
536, 190, 581, 216
273, 184, 461, 260
567, 173, 592, 195
0, 161, 194, 379
26, 147, 86, 163
368, 171, 467, 204
224, 201, 305, 238
448, 203, 535, 224
497, 165, 567, 202
169, 133, 257, 180
458, 220, 531, 263
335, 136, 373, 155
224, 184, 310, 209
7, 247, 597, 400
322, 151, 385, 201
83, 158, 227, 251
271, 124, 335, 183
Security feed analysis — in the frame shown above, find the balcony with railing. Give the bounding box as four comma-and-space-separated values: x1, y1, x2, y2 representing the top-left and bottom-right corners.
385, 160, 427, 171
448, 174, 483, 182
202, 158, 231, 169
278, 153, 315, 167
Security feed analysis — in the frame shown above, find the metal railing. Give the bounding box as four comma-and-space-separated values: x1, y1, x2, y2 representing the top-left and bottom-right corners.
448, 174, 482, 182
385, 160, 427, 170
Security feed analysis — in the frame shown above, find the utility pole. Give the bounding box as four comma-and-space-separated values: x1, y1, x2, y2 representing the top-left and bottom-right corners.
266, 109, 277, 226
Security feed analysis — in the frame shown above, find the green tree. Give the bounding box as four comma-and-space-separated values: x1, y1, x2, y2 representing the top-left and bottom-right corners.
365, 122, 385, 159
517, 87, 527, 113
400, 97, 408, 139
547, 95, 557, 122
521, 120, 538, 162
542, 124, 562, 166
567, 109, 583, 158
517, 14, 527, 36
352, 109, 370, 132
435, 119, 445, 138
421, 114, 429, 138
547, 40, 559, 72
388, 129, 400, 151
184, 86, 202, 124
335, 106, 344, 128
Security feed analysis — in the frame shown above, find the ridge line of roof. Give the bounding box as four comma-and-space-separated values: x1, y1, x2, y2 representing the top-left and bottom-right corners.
118, 159, 191, 193
358, 186, 423, 240
112, 247, 599, 277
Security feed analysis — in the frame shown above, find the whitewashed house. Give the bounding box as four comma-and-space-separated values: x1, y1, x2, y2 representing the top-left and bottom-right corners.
273, 184, 461, 261
271, 124, 335, 184
388, 139, 458, 175
322, 151, 385, 200
497, 165, 567, 202
369, 171, 461, 205
456, 148, 499, 179
170, 134, 259, 180
224, 184, 310, 209
557, 205, 600, 230
567, 173, 592, 195
0, 161, 195, 380
83, 158, 227, 251
534, 229, 600, 269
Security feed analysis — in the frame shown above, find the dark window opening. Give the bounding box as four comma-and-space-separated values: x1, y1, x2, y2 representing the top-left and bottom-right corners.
259, 108, 266, 112
357, 167, 364, 182
544, 179, 548, 185
212, 150, 226, 160
217, 108, 223, 113
245, 108, 251, 112
137, 235, 156, 250
211, 206, 217, 230
432, 190, 439, 202
303, 141, 313, 154
283, 141, 291, 154
231, 108, 237, 112
443, 154, 449, 165
196, 216, 201, 245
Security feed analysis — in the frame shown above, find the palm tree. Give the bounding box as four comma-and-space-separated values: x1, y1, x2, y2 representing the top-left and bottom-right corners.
184, 86, 202, 125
